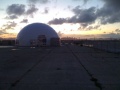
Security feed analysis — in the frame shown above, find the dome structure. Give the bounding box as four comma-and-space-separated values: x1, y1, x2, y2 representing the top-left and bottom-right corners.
16, 23, 60, 46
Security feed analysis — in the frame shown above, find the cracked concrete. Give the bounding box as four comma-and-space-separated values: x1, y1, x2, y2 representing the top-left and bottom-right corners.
0, 45, 120, 90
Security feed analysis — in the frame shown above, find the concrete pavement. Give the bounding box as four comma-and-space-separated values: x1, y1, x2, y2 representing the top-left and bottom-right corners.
0, 45, 120, 90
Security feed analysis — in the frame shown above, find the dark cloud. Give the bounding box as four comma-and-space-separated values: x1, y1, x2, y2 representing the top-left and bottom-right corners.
78, 24, 100, 31
86, 26, 93, 30
81, 23, 88, 27
94, 25, 100, 29
28, 0, 39, 4
28, 0, 49, 4
48, 6, 97, 25
83, 0, 89, 4
49, 0, 120, 26
43, 7, 49, 14
79, 23, 88, 29
86, 25, 100, 30
72, 6, 81, 14
6, 4, 25, 16
102, 0, 120, 9
6, 4, 39, 19
26, 4, 38, 17
0, 29, 7, 35
2, 21, 17, 30
20, 19, 28, 23
97, 0, 120, 24
48, 18, 67, 25
70, 6, 97, 23
5, 15, 18, 19
115, 29, 120, 33
0, 22, 17, 35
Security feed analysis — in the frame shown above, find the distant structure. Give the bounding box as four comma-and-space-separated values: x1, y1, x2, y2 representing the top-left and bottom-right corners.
16, 23, 60, 46
0, 39, 15, 46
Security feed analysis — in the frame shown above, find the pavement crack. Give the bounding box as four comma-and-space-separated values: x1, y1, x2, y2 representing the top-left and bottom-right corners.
8, 48, 53, 90
67, 45, 103, 90
91, 77, 103, 90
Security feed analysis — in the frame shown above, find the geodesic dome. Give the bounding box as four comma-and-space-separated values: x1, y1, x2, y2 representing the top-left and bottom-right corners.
16, 23, 59, 46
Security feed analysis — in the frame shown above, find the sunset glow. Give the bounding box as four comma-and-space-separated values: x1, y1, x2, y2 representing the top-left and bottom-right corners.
0, 0, 120, 39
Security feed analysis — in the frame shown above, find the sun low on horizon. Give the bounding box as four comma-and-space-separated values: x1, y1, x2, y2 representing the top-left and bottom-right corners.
0, 0, 120, 39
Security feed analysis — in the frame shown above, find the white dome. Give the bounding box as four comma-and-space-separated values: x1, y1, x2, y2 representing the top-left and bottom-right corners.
16, 23, 59, 46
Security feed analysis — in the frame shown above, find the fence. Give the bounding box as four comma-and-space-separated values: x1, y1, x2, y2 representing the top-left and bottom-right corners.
83, 40, 120, 53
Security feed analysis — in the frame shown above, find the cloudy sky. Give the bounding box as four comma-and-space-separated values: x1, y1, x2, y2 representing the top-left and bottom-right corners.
0, 0, 120, 39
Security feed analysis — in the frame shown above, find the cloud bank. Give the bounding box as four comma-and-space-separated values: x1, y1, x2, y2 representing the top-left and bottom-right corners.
5, 15, 18, 19
5, 3, 39, 19
97, 0, 120, 24
48, 6, 97, 25
3, 21, 17, 30
6, 4, 25, 16
0, 21, 17, 35
20, 19, 28, 23
48, 0, 120, 27
26, 4, 38, 17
